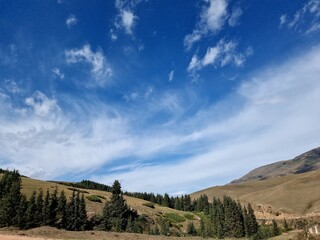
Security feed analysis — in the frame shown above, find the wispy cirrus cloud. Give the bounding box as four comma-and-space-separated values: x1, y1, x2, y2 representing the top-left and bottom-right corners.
184, 0, 243, 50
279, 0, 320, 34
66, 15, 78, 28
0, 46, 319, 193
187, 40, 252, 79
52, 67, 64, 79
65, 44, 112, 86
110, 0, 140, 39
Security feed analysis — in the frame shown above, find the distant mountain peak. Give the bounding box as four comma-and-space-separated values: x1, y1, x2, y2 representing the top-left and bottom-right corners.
231, 147, 320, 184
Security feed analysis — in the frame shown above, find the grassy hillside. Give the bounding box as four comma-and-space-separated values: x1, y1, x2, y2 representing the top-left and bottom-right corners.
191, 169, 320, 218
232, 147, 320, 183
20, 177, 200, 233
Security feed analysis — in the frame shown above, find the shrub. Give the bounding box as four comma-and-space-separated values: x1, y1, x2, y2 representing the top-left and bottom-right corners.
164, 213, 185, 223
184, 213, 195, 220
86, 195, 102, 203
142, 202, 155, 208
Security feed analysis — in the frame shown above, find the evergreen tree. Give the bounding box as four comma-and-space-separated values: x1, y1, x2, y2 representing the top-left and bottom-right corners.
35, 189, 44, 226
79, 193, 87, 230
48, 187, 58, 226
102, 180, 131, 232
43, 189, 50, 225
245, 203, 259, 237
199, 219, 206, 237
187, 222, 197, 236
17, 194, 28, 229
26, 191, 37, 229
272, 219, 280, 236
66, 189, 76, 230
57, 190, 67, 229
0, 170, 22, 227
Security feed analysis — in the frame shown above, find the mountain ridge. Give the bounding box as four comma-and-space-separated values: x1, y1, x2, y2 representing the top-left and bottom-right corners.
231, 147, 320, 183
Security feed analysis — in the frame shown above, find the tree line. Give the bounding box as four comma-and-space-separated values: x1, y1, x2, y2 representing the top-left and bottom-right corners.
0, 169, 283, 239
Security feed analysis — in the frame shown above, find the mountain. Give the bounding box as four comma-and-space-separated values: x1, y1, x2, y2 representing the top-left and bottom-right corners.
191, 147, 320, 218
192, 169, 320, 217
232, 147, 320, 183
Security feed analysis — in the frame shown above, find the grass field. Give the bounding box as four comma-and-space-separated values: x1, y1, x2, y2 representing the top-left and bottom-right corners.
20, 177, 199, 232
191, 169, 320, 219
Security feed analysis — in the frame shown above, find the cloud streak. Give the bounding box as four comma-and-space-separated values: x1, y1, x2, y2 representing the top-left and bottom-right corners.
65, 44, 112, 86
1, 45, 319, 194
184, 0, 243, 50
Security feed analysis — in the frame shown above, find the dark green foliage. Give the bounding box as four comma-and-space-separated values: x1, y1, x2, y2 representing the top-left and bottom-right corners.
187, 222, 197, 236
57, 190, 67, 229
164, 213, 185, 223
65, 190, 88, 231
272, 219, 280, 236
245, 203, 259, 237
26, 191, 37, 229
43, 189, 51, 225
160, 219, 170, 236
0, 170, 22, 227
102, 180, 137, 232
17, 195, 28, 229
48, 187, 58, 226
142, 202, 155, 208
86, 195, 102, 203
67, 187, 89, 194
35, 189, 44, 226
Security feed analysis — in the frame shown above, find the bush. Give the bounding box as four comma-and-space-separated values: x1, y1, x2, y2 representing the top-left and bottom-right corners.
142, 202, 155, 208
164, 213, 185, 223
86, 195, 102, 203
184, 213, 195, 220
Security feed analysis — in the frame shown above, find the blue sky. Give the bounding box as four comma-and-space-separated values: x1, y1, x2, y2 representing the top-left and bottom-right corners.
0, 0, 320, 195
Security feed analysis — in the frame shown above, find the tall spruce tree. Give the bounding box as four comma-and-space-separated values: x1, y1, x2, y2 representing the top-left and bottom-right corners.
26, 191, 37, 229
43, 189, 51, 225
245, 203, 259, 237
57, 190, 67, 229
102, 180, 130, 232
35, 189, 44, 226
17, 194, 28, 229
272, 219, 280, 236
0, 170, 22, 227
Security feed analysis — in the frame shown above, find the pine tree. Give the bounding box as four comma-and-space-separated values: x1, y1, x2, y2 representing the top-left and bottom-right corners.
26, 191, 37, 229
57, 190, 67, 229
48, 187, 58, 226
17, 194, 28, 229
187, 222, 197, 236
66, 189, 76, 230
35, 189, 44, 226
200, 219, 206, 237
102, 180, 130, 232
245, 203, 259, 237
43, 189, 50, 225
79, 193, 87, 230
0, 170, 22, 227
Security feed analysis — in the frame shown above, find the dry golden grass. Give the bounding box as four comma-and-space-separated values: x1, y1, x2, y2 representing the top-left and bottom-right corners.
191, 170, 320, 218
20, 177, 199, 231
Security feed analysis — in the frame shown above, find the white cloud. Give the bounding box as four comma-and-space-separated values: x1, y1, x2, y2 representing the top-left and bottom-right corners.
279, 14, 287, 27
110, 29, 118, 41
187, 40, 250, 75
52, 67, 64, 79
66, 15, 78, 28
93, 46, 320, 194
280, 0, 320, 33
25, 91, 59, 117
228, 6, 243, 27
114, 0, 139, 36
4, 79, 20, 93
168, 70, 174, 82
65, 44, 112, 86
1, 47, 319, 195
184, 0, 243, 50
